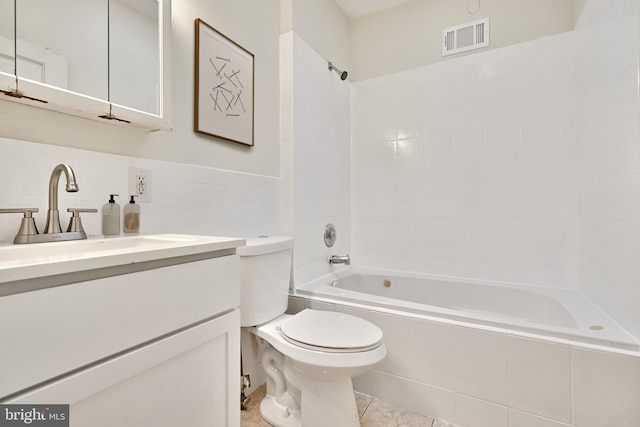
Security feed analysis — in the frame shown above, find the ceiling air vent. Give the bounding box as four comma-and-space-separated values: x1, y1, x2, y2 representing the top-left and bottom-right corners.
442, 18, 489, 56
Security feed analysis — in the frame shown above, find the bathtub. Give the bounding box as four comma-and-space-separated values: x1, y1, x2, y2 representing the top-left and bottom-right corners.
295, 267, 638, 351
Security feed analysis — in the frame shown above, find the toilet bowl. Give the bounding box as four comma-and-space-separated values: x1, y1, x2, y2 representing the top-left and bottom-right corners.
238, 237, 386, 427
251, 310, 386, 427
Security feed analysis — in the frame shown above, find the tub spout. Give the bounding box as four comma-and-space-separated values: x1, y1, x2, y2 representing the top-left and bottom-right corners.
328, 254, 350, 265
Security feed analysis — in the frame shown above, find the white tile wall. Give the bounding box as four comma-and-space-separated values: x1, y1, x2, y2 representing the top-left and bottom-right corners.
572, 347, 640, 427
573, 0, 640, 341
0, 137, 283, 244
454, 327, 508, 406
455, 394, 509, 427
369, 311, 411, 378
351, 29, 581, 289
282, 33, 352, 285
508, 337, 571, 423
280, 31, 295, 237
407, 318, 455, 390
409, 382, 455, 423
370, 370, 410, 408
509, 410, 571, 427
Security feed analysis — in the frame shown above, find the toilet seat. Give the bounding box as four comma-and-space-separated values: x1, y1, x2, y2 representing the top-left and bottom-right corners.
255, 313, 387, 370
279, 309, 383, 353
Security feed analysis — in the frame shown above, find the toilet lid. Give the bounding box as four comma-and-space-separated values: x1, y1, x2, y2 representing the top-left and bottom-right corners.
280, 310, 383, 353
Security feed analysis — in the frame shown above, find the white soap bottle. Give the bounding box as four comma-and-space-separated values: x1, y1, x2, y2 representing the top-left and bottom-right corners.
102, 194, 120, 236
123, 195, 140, 234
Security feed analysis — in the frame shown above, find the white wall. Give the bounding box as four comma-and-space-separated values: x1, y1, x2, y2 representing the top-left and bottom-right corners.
0, 0, 281, 178
147, 0, 281, 177
291, 0, 350, 74
349, 0, 576, 81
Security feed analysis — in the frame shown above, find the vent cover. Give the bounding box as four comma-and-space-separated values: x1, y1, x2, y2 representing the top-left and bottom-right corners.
442, 18, 489, 56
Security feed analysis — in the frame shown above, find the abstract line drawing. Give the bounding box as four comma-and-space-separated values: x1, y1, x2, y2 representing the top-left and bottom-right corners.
195, 19, 254, 146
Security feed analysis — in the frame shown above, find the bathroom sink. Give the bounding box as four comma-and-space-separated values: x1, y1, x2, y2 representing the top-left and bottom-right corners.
0, 234, 245, 285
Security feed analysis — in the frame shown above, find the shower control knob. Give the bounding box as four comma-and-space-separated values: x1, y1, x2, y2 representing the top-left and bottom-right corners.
324, 223, 337, 247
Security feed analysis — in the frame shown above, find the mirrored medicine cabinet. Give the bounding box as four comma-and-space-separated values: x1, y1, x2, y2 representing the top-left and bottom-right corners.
0, 0, 171, 131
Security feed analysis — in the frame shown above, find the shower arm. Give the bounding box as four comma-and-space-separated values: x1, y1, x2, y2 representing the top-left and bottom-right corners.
328, 61, 348, 81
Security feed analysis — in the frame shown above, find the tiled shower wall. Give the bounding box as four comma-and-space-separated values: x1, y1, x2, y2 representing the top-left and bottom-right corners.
282, 32, 352, 284
344, 5, 640, 425
351, 30, 580, 289
351, 0, 640, 341
574, 0, 640, 342
0, 137, 283, 244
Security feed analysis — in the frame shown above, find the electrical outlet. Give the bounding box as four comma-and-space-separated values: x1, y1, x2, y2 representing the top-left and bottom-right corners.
136, 175, 147, 196
129, 167, 152, 202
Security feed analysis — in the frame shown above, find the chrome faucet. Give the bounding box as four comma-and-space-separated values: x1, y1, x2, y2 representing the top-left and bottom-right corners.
0, 164, 96, 244
328, 254, 350, 265
44, 163, 79, 234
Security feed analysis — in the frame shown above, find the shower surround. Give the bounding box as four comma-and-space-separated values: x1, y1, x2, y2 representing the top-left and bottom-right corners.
341, 1, 640, 425
283, 1, 640, 426
351, 0, 640, 344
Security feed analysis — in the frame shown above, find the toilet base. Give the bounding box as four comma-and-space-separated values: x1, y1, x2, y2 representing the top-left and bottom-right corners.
294, 374, 360, 427
260, 346, 361, 427
260, 394, 300, 427
260, 376, 360, 427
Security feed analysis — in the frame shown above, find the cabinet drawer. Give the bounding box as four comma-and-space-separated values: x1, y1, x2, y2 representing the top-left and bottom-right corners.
0, 255, 239, 398
7, 311, 241, 427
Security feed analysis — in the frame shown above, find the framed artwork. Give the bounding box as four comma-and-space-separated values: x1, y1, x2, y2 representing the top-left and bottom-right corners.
194, 19, 254, 146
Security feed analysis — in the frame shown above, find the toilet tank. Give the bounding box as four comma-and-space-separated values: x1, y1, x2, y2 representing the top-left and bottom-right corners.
236, 236, 294, 327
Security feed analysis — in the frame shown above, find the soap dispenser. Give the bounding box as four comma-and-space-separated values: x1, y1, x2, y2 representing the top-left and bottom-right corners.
102, 194, 120, 236
123, 195, 140, 234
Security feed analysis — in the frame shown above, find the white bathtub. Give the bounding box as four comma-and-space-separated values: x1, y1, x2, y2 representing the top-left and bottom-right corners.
296, 268, 638, 351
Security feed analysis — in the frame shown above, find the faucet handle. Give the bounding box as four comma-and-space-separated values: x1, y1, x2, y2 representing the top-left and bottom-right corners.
0, 208, 39, 216
0, 208, 40, 241
66, 208, 97, 234
67, 208, 98, 214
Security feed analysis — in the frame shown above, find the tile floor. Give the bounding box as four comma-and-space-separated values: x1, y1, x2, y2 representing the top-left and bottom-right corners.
241, 384, 456, 427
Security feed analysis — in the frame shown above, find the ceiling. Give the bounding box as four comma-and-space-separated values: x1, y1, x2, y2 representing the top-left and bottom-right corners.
334, 0, 414, 19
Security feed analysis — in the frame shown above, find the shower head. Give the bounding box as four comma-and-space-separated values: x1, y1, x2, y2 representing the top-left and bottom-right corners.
328, 61, 348, 81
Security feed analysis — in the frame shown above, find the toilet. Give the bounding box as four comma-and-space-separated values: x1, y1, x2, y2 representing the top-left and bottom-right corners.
238, 236, 386, 427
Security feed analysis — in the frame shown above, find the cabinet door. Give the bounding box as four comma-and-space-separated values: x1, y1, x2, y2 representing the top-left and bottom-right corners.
0, 255, 240, 398
6, 311, 241, 427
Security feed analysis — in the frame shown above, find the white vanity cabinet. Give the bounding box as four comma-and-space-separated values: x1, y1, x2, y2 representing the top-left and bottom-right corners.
0, 235, 243, 427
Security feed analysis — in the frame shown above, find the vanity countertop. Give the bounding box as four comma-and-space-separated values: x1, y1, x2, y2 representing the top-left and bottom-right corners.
0, 234, 245, 285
